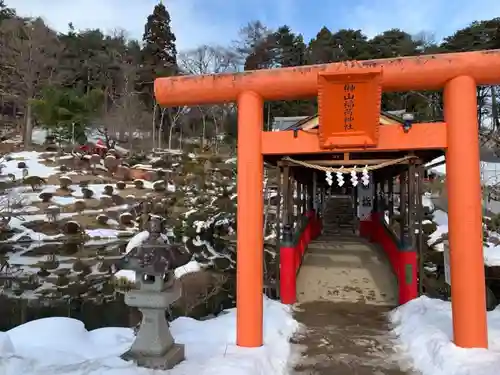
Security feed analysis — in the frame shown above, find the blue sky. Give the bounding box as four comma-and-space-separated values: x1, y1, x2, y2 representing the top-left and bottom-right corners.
7, 0, 500, 51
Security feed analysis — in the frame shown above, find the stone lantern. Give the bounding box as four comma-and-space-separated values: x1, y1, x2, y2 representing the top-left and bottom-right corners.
120, 217, 185, 369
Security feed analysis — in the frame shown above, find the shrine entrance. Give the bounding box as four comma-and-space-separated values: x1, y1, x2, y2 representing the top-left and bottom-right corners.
154, 50, 500, 350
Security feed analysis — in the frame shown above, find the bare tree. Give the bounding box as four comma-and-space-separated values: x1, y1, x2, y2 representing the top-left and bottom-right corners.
0, 190, 28, 231
479, 86, 500, 152
101, 58, 149, 150
178, 45, 238, 149
92, 29, 152, 151
166, 106, 189, 150
178, 44, 238, 75
0, 17, 62, 146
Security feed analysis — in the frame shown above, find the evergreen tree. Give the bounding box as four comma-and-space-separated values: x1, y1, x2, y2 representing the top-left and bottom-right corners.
139, 0, 178, 137
141, 1, 178, 77
0, 0, 15, 23
273, 25, 307, 67
441, 18, 500, 52
140, 1, 179, 138
30, 86, 104, 144
307, 27, 336, 64
330, 29, 371, 60
269, 26, 314, 118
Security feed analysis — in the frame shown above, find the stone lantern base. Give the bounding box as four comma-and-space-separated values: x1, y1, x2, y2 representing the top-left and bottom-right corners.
122, 343, 185, 370
121, 278, 185, 370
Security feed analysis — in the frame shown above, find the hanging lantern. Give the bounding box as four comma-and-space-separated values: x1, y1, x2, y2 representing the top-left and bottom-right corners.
361, 166, 370, 186
350, 167, 358, 186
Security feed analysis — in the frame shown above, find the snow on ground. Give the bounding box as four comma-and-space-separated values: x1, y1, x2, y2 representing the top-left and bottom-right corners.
391, 296, 500, 375
86, 228, 135, 239
3, 211, 136, 243
2, 151, 59, 180
7, 216, 64, 242
423, 192, 500, 266
0, 296, 298, 375
484, 232, 500, 266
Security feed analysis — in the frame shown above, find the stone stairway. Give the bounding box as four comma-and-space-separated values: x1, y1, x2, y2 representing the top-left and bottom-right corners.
322, 195, 357, 235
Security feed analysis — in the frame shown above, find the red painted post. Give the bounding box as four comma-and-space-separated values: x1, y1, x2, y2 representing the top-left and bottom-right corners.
280, 225, 297, 304
398, 251, 418, 304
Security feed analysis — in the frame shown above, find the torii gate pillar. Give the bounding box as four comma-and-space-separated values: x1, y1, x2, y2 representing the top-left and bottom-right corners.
445, 75, 488, 348
236, 91, 264, 347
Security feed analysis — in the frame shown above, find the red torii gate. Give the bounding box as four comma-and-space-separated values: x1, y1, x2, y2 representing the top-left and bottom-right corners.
155, 50, 500, 350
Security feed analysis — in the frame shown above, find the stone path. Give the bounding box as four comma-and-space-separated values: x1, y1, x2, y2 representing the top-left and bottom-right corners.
296, 235, 398, 305
289, 196, 413, 374
291, 301, 414, 375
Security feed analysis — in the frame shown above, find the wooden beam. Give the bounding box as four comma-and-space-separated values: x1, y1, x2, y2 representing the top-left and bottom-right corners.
155, 50, 500, 106
261, 123, 447, 155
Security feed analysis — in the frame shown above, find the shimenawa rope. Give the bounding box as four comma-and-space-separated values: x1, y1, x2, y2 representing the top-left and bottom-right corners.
282, 155, 416, 174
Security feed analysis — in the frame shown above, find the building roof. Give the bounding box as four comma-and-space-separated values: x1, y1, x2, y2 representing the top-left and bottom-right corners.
271, 116, 309, 131
282, 111, 405, 131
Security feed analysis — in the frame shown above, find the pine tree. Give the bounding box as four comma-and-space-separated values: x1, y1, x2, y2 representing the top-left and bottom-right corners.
307, 27, 336, 64
140, 0, 178, 134
0, 0, 15, 23
273, 25, 306, 68
142, 1, 177, 76
270, 26, 314, 117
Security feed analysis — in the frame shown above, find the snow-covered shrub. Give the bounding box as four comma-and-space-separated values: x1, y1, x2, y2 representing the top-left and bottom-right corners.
119, 212, 133, 225
111, 194, 125, 205
73, 199, 86, 212
38, 192, 53, 203
63, 220, 82, 235
152, 180, 166, 192
82, 188, 94, 199
104, 184, 114, 195
97, 214, 109, 225
24, 176, 46, 191
100, 195, 113, 207
59, 175, 72, 189
104, 154, 119, 172
133, 179, 145, 189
